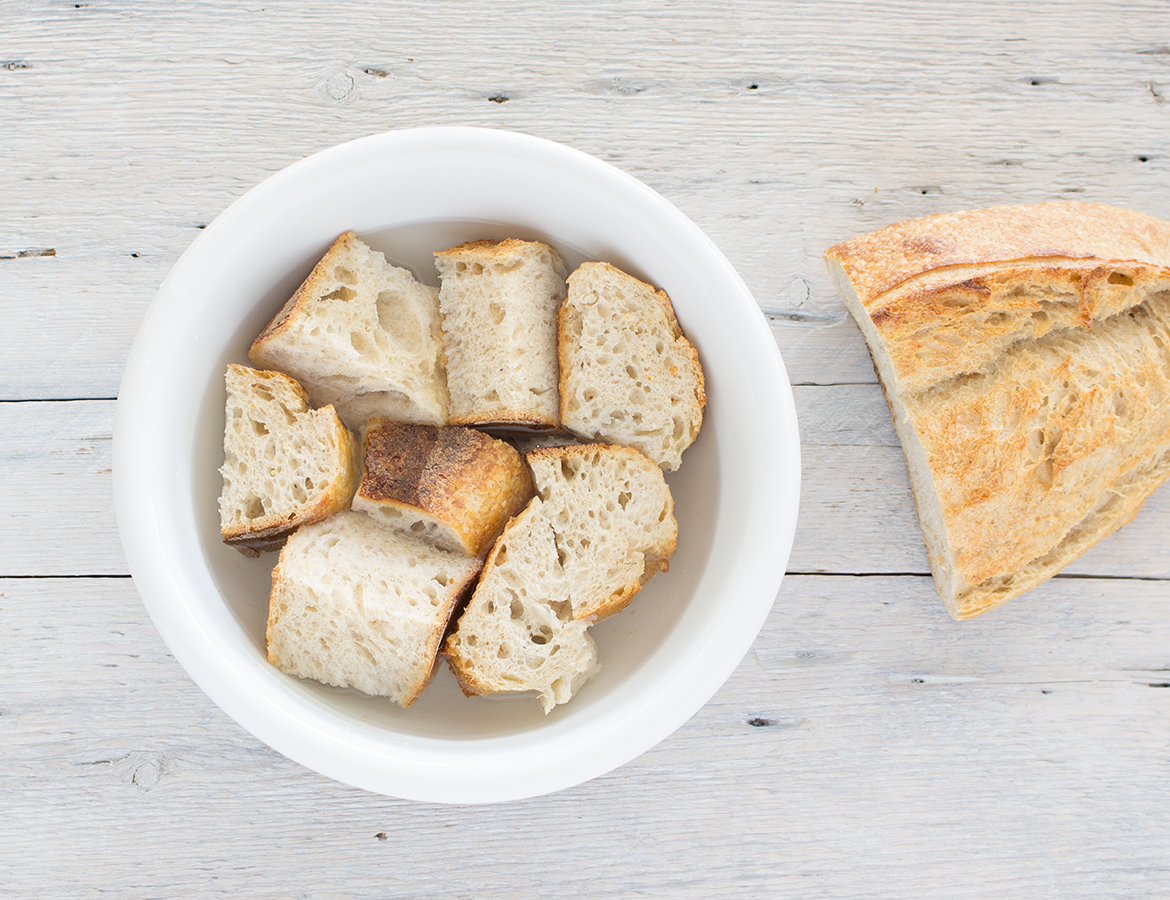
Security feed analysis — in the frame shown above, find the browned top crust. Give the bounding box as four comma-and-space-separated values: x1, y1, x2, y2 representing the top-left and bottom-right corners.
824, 202, 1170, 304
358, 420, 535, 557
433, 237, 559, 265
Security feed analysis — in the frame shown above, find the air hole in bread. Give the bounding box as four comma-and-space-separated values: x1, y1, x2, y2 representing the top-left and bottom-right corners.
333, 266, 358, 285
350, 330, 377, 358
322, 286, 356, 302
549, 598, 571, 622
497, 645, 510, 658
510, 597, 524, 620
410, 521, 426, 534
488, 303, 506, 325
253, 386, 274, 403
250, 418, 269, 436
530, 626, 552, 645
243, 495, 265, 519
495, 544, 508, 565
1109, 271, 1135, 286
375, 291, 425, 352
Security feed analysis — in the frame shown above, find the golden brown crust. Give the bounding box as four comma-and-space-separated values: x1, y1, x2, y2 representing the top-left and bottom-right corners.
447, 408, 560, 430
433, 237, 556, 265
824, 202, 1170, 304
357, 420, 535, 557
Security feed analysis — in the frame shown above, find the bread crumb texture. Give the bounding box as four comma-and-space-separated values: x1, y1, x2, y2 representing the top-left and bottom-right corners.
445, 443, 676, 712
435, 239, 567, 428
559, 262, 705, 470
219, 364, 358, 555
266, 511, 481, 707
825, 202, 1170, 617
249, 231, 448, 430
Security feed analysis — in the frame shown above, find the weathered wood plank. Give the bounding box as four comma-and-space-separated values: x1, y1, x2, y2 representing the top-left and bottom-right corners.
3, 575, 1166, 898
3, 0, 1170, 395
5, 392, 1168, 580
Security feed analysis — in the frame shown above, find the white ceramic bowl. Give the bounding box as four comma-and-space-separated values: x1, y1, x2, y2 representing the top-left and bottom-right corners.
114, 127, 800, 803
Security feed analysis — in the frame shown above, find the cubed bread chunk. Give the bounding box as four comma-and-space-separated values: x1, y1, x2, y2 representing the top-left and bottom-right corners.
249, 231, 448, 430
266, 510, 482, 707
352, 420, 535, 558
444, 443, 677, 712
824, 201, 1170, 618
434, 238, 567, 429
559, 262, 705, 470
219, 364, 358, 556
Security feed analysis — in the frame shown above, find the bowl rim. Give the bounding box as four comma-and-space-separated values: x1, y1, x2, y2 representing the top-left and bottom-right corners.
113, 126, 801, 803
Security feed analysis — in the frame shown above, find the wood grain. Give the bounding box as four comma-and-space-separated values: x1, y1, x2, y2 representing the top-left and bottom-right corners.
3, 575, 1167, 898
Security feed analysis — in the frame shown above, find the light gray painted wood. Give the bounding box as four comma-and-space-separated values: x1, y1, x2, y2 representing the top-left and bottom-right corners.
4, 0, 1170, 895
3, 576, 1167, 898
6, 395, 1169, 579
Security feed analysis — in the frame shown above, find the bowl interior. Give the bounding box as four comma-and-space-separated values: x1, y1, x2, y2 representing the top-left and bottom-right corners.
192, 218, 723, 738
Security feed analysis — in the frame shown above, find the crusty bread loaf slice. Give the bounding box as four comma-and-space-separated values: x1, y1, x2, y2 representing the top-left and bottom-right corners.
444, 443, 676, 712
434, 238, 567, 429
219, 364, 358, 556
824, 202, 1170, 618
249, 231, 448, 430
352, 419, 535, 558
266, 510, 482, 707
559, 262, 705, 471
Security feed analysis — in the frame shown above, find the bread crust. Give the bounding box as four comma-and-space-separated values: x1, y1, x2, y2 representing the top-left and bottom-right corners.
824, 202, 1170, 304
354, 420, 535, 557
825, 202, 1170, 618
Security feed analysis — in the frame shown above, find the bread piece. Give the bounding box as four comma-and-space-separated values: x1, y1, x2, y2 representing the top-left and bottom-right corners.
824, 202, 1170, 618
434, 238, 567, 429
444, 444, 676, 712
352, 420, 535, 558
559, 262, 705, 471
219, 364, 358, 556
442, 502, 600, 713
266, 510, 482, 707
249, 231, 448, 430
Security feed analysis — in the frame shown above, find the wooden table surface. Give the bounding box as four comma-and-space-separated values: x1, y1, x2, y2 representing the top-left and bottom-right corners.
4, 1, 1169, 896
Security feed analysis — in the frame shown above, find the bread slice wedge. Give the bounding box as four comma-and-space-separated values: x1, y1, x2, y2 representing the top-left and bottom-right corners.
559, 262, 706, 470
434, 238, 567, 429
444, 443, 676, 712
265, 510, 482, 707
824, 202, 1170, 618
219, 364, 358, 556
249, 231, 448, 430
352, 419, 535, 558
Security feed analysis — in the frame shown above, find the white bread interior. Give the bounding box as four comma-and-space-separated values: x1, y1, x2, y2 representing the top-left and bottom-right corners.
559, 261, 706, 471
249, 231, 448, 430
